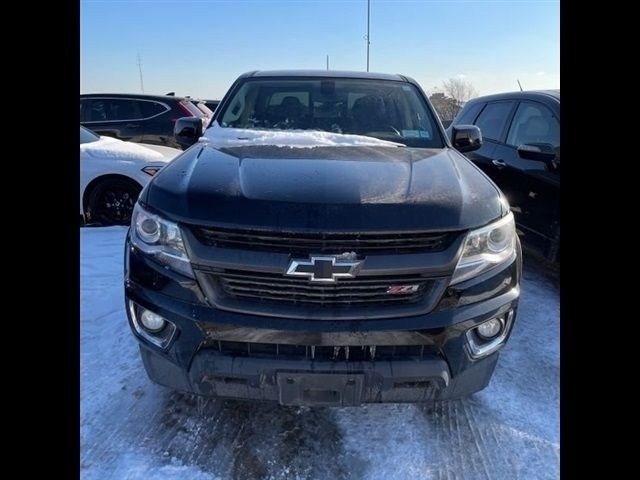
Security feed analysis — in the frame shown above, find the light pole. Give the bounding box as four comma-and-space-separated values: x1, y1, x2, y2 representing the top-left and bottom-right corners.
137, 53, 145, 93
366, 0, 371, 72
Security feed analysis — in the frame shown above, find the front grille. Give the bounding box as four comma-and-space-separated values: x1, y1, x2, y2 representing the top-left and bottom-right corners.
190, 226, 457, 255
207, 340, 437, 361
215, 270, 430, 307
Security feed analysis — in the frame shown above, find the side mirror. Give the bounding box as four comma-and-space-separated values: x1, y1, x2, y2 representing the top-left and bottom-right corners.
452, 125, 482, 153
517, 143, 557, 164
174, 117, 203, 149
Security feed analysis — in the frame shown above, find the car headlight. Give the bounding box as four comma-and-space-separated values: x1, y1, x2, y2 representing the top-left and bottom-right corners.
130, 203, 194, 278
450, 212, 517, 285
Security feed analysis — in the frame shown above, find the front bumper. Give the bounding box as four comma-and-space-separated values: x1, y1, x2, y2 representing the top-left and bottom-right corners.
124, 233, 521, 405
139, 342, 500, 405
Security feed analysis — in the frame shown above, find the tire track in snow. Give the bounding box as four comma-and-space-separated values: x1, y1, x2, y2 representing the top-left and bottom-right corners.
417, 398, 559, 480
459, 400, 493, 478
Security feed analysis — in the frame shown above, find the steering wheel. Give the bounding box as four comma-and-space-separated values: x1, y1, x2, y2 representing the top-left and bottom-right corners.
363, 125, 402, 137
385, 125, 402, 137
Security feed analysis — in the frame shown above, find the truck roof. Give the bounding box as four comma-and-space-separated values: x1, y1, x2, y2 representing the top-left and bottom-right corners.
241, 70, 407, 82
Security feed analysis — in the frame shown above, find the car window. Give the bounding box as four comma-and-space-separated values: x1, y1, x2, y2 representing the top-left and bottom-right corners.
474, 101, 514, 141
109, 99, 143, 120
454, 102, 484, 125
80, 100, 88, 122
139, 100, 167, 118
506, 101, 559, 148
218, 78, 444, 148
80, 126, 100, 144
86, 99, 144, 121
87, 99, 108, 122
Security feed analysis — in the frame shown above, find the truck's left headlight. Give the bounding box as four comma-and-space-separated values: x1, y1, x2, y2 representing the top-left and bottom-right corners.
450, 212, 517, 285
130, 203, 194, 278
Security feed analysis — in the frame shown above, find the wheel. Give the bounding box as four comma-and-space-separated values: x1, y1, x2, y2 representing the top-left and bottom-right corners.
86, 178, 141, 226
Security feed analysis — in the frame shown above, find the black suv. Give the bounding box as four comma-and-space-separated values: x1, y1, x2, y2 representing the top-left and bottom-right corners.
124, 70, 522, 406
448, 91, 560, 261
80, 93, 206, 149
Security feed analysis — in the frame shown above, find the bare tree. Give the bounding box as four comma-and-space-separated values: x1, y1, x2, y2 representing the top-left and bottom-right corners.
428, 91, 459, 125
442, 78, 478, 105
437, 78, 478, 121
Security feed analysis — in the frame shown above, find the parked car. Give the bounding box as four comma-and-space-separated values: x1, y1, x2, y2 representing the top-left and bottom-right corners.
201, 99, 220, 112
185, 97, 214, 123
447, 90, 560, 261
80, 93, 207, 149
80, 125, 180, 225
125, 70, 521, 406
193, 100, 213, 119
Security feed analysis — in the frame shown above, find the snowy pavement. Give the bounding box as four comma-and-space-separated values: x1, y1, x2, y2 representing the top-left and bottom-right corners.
81, 227, 559, 480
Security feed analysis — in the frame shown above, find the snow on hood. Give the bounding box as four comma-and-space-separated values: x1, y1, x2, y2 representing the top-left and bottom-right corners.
199, 122, 405, 148
81, 136, 176, 163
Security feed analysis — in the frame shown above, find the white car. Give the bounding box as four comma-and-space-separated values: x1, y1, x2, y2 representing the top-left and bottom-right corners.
80, 125, 180, 225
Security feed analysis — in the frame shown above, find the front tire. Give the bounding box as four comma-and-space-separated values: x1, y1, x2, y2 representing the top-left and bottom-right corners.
86, 178, 141, 226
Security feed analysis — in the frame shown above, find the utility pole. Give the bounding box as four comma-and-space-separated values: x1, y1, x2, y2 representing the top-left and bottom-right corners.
137, 53, 145, 93
366, 0, 371, 72
517, 79, 523, 92
326, 54, 329, 70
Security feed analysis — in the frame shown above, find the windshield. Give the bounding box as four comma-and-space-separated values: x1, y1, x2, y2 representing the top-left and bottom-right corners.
217, 78, 443, 148
80, 126, 100, 144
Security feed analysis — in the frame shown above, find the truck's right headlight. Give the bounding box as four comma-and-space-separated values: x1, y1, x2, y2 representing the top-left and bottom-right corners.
450, 212, 517, 285
130, 203, 194, 278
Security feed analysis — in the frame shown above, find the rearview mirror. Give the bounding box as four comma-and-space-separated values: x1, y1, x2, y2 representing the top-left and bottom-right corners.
517, 143, 556, 162
452, 125, 482, 153
174, 117, 203, 149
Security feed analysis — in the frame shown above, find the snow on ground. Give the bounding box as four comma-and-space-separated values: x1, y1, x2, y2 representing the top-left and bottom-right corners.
200, 122, 405, 148
81, 227, 559, 480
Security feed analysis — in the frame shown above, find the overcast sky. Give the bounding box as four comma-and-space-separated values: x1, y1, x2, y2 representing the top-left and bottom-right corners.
81, 0, 560, 99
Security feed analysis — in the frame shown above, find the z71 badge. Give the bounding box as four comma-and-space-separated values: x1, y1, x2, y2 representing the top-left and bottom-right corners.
386, 284, 421, 295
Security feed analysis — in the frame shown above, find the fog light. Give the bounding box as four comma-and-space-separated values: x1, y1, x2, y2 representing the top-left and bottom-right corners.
140, 309, 166, 332
466, 310, 514, 359
476, 317, 503, 340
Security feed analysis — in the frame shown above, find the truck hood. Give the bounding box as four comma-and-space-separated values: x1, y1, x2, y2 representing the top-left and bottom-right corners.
143, 144, 504, 232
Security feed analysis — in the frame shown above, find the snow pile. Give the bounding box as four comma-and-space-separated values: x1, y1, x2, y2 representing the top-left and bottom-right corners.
81, 136, 171, 162
199, 122, 405, 148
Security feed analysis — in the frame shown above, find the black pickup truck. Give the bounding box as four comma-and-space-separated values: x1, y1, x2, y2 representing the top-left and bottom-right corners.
124, 70, 521, 406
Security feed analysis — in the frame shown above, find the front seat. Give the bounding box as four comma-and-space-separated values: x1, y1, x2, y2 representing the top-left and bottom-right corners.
352, 95, 387, 133
279, 96, 305, 124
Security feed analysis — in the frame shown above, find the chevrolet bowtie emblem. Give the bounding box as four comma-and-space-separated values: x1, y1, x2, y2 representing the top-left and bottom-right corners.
286, 255, 363, 283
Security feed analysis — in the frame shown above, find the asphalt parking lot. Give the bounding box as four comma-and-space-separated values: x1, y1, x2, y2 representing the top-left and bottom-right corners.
81, 226, 559, 480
